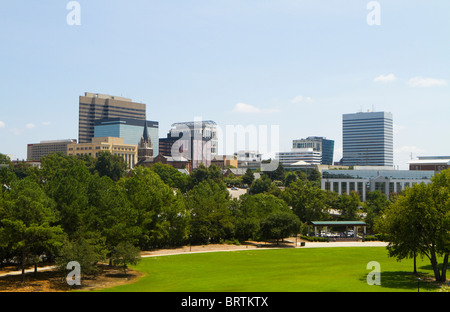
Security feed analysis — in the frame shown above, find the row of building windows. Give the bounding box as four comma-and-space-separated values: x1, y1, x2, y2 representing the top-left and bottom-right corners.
79, 103, 146, 113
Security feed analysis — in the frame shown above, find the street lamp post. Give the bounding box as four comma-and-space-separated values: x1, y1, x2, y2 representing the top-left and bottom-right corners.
417, 278, 421, 292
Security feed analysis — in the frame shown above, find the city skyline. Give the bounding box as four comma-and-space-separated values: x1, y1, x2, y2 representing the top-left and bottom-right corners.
1, 1, 449, 169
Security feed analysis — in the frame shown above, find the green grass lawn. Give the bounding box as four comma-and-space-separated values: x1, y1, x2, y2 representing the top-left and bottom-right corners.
101, 247, 444, 292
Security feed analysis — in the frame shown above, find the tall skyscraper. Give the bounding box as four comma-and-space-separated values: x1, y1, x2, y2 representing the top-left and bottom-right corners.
341, 111, 393, 167
292, 136, 334, 165
78, 92, 146, 143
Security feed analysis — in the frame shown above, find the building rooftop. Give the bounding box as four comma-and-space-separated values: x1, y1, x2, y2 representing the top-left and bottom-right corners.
322, 169, 434, 180
408, 158, 450, 164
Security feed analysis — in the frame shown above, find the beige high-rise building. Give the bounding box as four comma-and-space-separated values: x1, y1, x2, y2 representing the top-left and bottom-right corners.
78, 92, 146, 144
67, 137, 138, 169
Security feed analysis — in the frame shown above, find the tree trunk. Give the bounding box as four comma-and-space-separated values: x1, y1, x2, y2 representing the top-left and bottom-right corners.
430, 252, 441, 282
413, 252, 417, 274
440, 254, 448, 282
21, 248, 26, 284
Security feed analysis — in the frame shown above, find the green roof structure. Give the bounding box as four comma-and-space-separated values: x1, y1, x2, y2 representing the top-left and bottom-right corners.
309, 221, 367, 226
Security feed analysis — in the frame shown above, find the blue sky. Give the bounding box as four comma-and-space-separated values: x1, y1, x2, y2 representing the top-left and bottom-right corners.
0, 0, 449, 168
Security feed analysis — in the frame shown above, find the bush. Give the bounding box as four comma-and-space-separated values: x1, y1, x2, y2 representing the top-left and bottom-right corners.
300, 236, 328, 242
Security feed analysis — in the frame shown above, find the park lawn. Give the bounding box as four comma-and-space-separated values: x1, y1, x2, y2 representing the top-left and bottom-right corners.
101, 247, 442, 292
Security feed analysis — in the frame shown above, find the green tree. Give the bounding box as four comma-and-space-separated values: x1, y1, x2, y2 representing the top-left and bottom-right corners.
188, 164, 223, 189
377, 170, 449, 282
110, 242, 141, 277
335, 192, 362, 221
259, 211, 302, 245
249, 175, 271, 195
42, 157, 90, 238
363, 191, 391, 232
121, 166, 185, 249
94, 151, 127, 181
56, 236, 107, 278
0, 178, 64, 283
233, 193, 292, 241
84, 174, 141, 262
185, 180, 234, 244
0, 166, 16, 193
281, 180, 329, 223
264, 162, 285, 183
0, 153, 12, 165
306, 168, 321, 186
241, 168, 255, 186
285, 172, 298, 187
149, 162, 189, 192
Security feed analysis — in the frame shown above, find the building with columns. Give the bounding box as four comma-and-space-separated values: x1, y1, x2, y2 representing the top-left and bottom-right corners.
67, 137, 138, 169
321, 168, 434, 201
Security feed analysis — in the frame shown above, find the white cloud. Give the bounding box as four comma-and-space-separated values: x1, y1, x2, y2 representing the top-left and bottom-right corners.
374, 73, 396, 83
42, 121, 51, 126
232, 102, 280, 114
0, 121, 5, 128
291, 96, 313, 103
408, 76, 447, 87
9, 128, 24, 136
26, 123, 36, 129
394, 145, 428, 169
395, 145, 427, 154
393, 123, 406, 135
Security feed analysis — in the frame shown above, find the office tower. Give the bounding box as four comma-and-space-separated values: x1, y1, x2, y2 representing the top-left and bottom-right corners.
160, 120, 216, 169
169, 120, 218, 156
27, 139, 77, 161
94, 118, 159, 156
67, 137, 138, 169
341, 111, 393, 167
292, 136, 335, 165
78, 92, 146, 144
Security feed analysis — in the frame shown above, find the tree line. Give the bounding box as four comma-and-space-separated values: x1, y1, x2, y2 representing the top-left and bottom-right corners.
0, 152, 448, 283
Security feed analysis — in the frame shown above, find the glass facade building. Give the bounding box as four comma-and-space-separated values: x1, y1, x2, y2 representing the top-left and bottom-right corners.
342, 111, 393, 167
78, 93, 146, 144
170, 120, 218, 156
292, 136, 334, 165
94, 118, 159, 156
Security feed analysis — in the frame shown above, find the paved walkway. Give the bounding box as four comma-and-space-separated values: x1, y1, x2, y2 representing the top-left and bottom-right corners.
140, 241, 388, 258
297, 241, 388, 248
